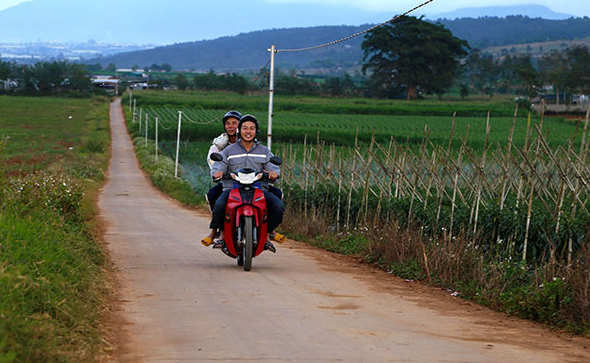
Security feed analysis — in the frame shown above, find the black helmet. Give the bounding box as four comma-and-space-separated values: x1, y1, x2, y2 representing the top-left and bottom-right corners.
222, 110, 242, 125
237, 114, 260, 138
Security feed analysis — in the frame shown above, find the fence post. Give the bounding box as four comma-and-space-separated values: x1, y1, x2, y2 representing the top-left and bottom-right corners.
449, 126, 469, 239
132, 98, 137, 122
472, 112, 490, 237
145, 113, 148, 147
155, 116, 159, 163
139, 108, 143, 133
175, 111, 183, 178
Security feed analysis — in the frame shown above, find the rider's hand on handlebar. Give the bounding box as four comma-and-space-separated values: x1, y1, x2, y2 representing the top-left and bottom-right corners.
266, 171, 278, 181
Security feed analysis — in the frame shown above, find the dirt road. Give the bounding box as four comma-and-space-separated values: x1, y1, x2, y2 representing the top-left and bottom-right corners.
98, 99, 590, 362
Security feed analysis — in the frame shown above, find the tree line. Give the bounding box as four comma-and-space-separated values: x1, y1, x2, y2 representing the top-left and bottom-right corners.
462, 45, 590, 100
156, 69, 363, 97
0, 60, 94, 95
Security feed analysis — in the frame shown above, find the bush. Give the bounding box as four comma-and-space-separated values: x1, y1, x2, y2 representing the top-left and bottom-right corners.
4, 172, 83, 222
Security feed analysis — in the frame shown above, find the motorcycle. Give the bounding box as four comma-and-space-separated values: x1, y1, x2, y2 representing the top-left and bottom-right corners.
209, 152, 282, 271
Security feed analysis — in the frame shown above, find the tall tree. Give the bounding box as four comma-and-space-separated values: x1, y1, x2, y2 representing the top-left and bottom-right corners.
501, 55, 539, 97
362, 16, 468, 100
0, 60, 11, 82
565, 44, 590, 95
67, 63, 91, 92
463, 50, 501, 97
175, 74, 189, 90
538, 50, 568, 104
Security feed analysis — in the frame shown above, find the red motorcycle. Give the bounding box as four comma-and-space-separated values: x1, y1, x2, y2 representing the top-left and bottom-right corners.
210, 153, 282, 271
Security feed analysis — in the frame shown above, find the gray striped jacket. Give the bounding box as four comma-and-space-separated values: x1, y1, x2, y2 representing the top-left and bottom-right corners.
211, 140, 280, 191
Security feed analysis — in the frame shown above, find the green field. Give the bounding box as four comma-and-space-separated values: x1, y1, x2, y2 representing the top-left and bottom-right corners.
0, 96, 109, 176
136, 106, 581, 151
124, 90, 522, 117
0, 95, 111, 362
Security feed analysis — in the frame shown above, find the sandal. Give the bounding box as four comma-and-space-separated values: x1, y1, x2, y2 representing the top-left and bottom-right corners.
271, 232, 286, 244
201, 236, 214, 247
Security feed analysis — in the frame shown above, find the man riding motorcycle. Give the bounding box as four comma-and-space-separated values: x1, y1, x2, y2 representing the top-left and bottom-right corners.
201, 110, 242, 246
204, 114, 285, 251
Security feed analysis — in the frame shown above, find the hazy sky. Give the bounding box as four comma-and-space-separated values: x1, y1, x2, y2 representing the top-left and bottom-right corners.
266, 0, 587, 16
0, 0, 588, 16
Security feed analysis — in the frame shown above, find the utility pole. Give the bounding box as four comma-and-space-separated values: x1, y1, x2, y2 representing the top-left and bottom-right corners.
267, 45, 277, 151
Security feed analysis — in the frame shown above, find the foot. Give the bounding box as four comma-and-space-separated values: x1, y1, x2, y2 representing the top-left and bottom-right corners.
201, 229, 217, 247
269, 232, 286, 244
264, 241, 276, 253
201, 236, 214, 247
213, 239, 225, 249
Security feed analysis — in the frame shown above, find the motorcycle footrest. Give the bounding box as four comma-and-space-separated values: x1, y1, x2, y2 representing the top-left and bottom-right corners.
264, 241, 276, 253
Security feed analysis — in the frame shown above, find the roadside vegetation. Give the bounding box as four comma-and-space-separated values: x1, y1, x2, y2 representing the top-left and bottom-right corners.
0, 95, 112, 362
130, 136, 205, 207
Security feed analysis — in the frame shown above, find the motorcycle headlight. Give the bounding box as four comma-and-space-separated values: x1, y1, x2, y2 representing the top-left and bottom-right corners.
237, 171, 260, 185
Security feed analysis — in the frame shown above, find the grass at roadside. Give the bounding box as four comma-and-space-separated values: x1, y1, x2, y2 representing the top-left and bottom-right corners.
0, 95, 111, 362
132, 137, 206, 207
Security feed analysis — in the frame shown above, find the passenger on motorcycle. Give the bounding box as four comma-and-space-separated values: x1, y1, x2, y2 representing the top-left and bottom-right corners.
201, 110, 242, 246
207, 114, 285, 250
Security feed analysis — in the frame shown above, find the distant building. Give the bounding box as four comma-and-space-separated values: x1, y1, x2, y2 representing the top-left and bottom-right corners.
129, 82, 148, 90
91, 75, 119, 93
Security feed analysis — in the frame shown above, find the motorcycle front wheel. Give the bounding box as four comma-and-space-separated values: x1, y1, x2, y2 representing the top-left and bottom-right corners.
243, 216, 253, 271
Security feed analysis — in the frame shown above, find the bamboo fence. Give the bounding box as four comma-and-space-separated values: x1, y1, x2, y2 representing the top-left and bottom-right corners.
279, 105, 590, 263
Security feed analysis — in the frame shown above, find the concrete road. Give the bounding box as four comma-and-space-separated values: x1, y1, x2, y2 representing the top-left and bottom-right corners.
98, 99, 590, 362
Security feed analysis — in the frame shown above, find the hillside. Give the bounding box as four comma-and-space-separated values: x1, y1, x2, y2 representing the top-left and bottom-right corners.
90, 25, 368, 72
438, 16, 590, 47
91, 16, 590, 71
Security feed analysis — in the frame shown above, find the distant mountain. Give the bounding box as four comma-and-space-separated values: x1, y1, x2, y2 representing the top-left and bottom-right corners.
90, 16, 590, 71
89, 25, 368, 72
429, 4, 574, 20
439, 16, 590, 48
0, 0, 392, 44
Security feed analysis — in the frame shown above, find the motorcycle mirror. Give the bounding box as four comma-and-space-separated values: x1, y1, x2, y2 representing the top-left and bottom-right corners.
269, 156, 282, 166
210, 152, 223, 162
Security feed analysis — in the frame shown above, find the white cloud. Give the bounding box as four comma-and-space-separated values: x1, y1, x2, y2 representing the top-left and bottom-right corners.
0, 0, 30, 11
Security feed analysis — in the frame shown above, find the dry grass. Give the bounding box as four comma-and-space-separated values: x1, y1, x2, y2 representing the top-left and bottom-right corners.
282, 202, 590, 334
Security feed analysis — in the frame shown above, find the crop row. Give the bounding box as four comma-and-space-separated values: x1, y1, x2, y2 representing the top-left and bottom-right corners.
133, 106, 581, 151
123, 90, 522, 118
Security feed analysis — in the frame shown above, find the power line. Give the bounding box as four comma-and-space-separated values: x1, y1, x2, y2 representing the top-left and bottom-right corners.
183, 59, 271, 125
277, 0, 437, 53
